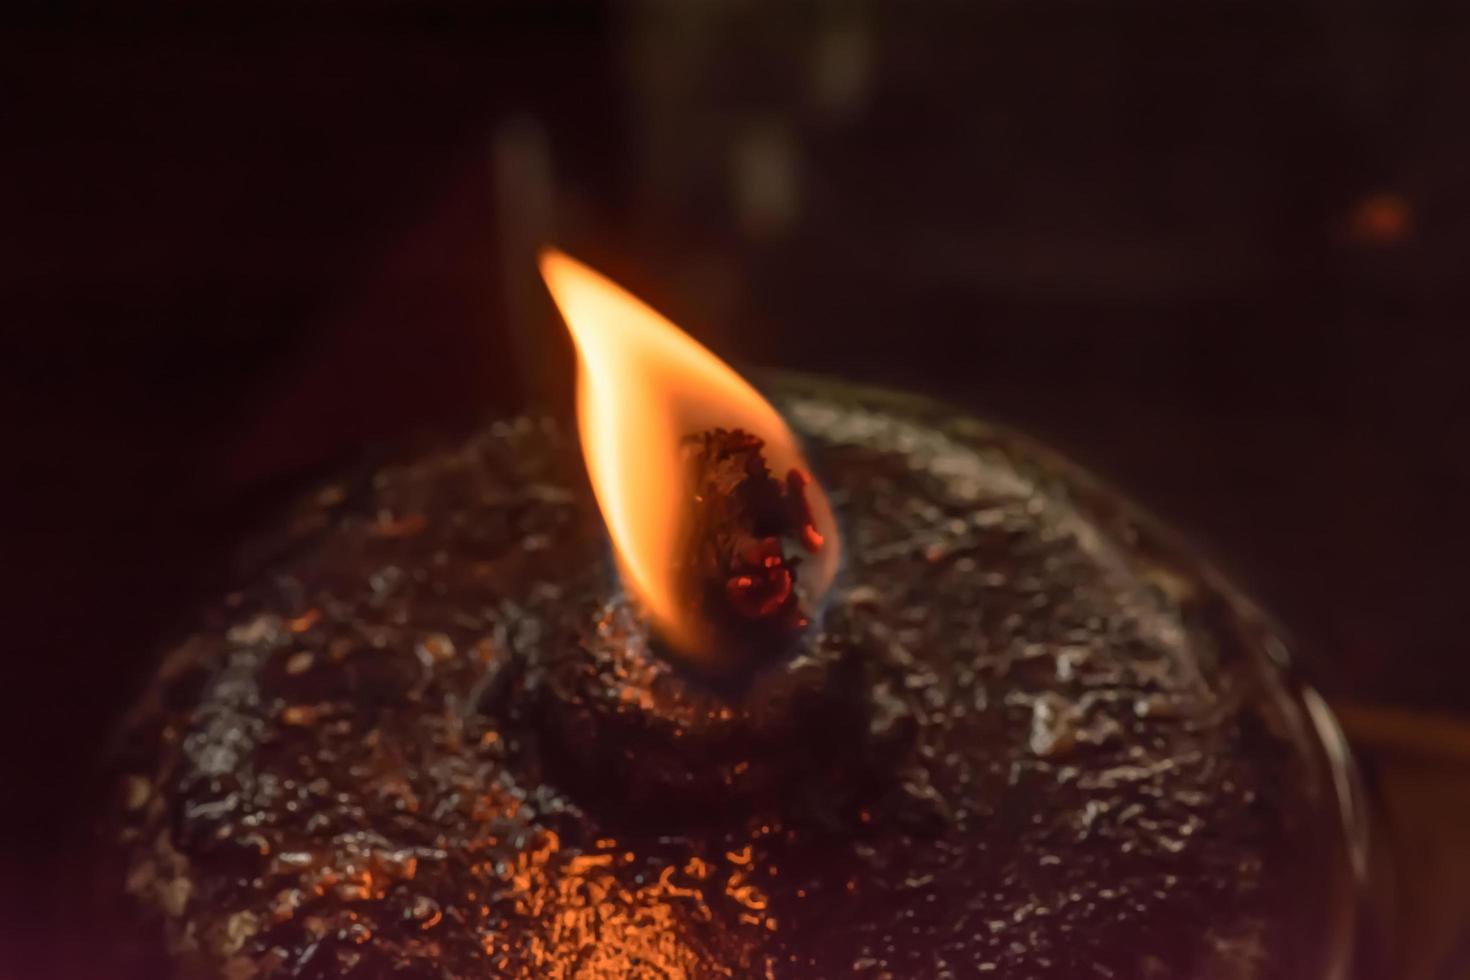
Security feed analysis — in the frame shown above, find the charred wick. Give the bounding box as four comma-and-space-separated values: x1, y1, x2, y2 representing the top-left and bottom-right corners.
668, 427, 826, 681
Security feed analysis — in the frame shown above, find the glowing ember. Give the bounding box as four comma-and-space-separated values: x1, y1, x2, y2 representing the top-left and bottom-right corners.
538, 248, 839, 664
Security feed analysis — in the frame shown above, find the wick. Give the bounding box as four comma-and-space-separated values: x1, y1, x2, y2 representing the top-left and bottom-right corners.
673, 428, 826, 673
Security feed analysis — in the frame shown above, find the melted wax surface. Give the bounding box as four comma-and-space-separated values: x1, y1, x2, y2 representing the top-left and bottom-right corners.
108, 386, 1342, 979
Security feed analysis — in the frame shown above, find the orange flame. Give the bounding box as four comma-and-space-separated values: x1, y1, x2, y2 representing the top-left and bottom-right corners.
539, 248, 839, 661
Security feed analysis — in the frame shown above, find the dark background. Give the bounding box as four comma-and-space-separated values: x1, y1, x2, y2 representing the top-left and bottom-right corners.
4, 2, 1469, 976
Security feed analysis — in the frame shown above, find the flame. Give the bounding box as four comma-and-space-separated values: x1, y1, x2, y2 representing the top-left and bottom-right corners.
539, 248, 839, 659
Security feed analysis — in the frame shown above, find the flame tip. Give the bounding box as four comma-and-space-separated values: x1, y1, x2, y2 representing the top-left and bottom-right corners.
536, 245, 567, 276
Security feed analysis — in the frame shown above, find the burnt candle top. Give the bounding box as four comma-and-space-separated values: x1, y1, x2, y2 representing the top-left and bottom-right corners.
102, 379, 1363, 980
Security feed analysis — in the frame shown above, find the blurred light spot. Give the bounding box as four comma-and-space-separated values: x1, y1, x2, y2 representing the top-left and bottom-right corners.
1347, 192, 1412, 246
810, 20, 872, 119
731, 124, 800, 239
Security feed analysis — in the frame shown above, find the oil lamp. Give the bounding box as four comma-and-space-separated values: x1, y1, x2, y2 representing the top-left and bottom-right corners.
103, 251, 1373, 978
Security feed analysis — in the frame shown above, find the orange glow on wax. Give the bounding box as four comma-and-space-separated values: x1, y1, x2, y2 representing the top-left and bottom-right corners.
538, 248, 839, 661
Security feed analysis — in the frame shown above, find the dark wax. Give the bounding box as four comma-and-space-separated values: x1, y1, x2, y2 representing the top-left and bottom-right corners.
102, 378, 1366, 979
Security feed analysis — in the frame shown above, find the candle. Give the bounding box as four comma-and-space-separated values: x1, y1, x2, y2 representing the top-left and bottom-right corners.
103, 254, 1372, 979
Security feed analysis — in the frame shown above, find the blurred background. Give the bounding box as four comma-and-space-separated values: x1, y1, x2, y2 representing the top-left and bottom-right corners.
3, 1, 1469, 976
